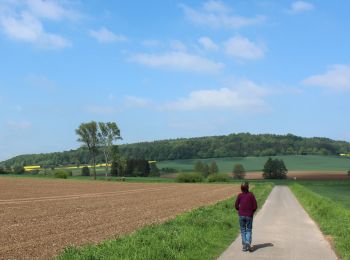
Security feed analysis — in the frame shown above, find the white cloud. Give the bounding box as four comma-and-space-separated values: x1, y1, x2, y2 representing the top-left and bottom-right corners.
124, 96, 152, 108
198, 36, 218, 51
129, 51, 224, 73
302, 65, 350, 91
0, 0, 76, 49
26, 0, 79, 21
288, 1, 314, 14
1, 12, 70, 48
170, 40, 187, 51
224, 36, 265, 60
180, 1, 265, 29
89, 27, 127, 43
203, 0, 230, 13
163, 79, 268, 112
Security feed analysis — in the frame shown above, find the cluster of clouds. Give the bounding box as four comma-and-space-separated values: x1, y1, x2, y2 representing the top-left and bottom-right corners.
0, 0, 76, 48
3, 0, 348, 117
0, 0, 126, 49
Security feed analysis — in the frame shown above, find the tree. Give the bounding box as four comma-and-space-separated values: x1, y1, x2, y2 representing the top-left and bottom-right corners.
149, 162, 160, 177
76, 121, 99, 179
209, 161, 219, 174
233, 164, 246, 179
194, 161, 204, 173
202, 163, 210, 178
81, 166, 90, 176
97, 122, 122, 177
262, 158, 288, 179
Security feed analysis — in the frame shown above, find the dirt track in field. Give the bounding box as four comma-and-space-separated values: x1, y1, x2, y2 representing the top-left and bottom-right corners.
0, 177, 238, 259
243, 171, 350, 180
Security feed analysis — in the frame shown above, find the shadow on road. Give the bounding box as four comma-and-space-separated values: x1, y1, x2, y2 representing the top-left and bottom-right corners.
251, 243, 274, 252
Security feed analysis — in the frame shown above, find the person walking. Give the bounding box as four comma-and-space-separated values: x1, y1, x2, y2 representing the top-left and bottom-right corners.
235, 182, 257, 252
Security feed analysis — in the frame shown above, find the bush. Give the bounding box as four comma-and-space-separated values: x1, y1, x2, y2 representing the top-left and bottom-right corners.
13, 166, 25, 174
176, 173, 204, 183
81, 166, 90, 176
233, 164, 246, 179
348, 169, 350, 175
208, 173, 230, 182
54, 170, 69, 179
116, 177, 126, 182
0, 167, 8, 174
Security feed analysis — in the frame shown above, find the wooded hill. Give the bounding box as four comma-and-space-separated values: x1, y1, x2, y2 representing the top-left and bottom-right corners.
2, 133, 350, 167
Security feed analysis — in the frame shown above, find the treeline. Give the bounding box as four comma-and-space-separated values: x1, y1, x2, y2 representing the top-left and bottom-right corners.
1, 133, 350, 168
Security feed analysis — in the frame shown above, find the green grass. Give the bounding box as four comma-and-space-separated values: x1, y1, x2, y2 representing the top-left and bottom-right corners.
57, 183, 273, 260
297, 181, 350, 209
290, 183, 350, 260
158, 155, 350, 173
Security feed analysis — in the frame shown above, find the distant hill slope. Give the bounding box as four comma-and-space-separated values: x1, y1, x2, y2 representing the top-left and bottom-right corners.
1, 133, 350, 167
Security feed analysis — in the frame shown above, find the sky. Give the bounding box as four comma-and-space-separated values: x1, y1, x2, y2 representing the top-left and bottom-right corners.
0, 0, 350, 161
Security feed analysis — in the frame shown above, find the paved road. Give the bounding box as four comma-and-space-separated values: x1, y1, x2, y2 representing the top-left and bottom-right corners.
218, 186, 338, 260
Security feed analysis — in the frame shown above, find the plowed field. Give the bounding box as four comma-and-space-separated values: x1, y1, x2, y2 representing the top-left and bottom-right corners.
0, 177, 238, 259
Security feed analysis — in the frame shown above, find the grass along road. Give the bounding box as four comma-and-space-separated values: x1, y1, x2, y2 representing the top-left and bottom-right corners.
58, 183, 273, 260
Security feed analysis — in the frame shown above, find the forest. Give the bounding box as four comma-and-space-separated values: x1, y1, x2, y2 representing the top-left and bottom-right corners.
1, 133, 350, 168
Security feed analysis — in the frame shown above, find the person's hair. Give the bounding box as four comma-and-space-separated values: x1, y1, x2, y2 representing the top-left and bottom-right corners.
241, 182, 249, 193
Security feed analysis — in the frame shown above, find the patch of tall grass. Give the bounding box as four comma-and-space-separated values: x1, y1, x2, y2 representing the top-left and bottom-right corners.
58, 183, 273, 260
290, 183, 350, 260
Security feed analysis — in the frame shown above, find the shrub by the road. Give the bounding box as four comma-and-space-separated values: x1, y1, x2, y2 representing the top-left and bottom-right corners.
176, 172, 204, 183
208, 173, 230, 182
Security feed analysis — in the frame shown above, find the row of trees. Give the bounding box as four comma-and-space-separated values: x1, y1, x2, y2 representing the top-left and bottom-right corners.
193, 161, 218, 177
2, 133, 349, 168
192, 158, 288, 180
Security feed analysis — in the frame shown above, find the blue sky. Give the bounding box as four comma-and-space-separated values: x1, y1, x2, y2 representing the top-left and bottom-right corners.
1, 0, 350, 161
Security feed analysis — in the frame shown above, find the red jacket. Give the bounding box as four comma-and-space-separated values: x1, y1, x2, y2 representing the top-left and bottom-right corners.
235, 192, 257, 217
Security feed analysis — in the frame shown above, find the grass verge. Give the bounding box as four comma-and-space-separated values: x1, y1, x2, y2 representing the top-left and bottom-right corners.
290, 183, 350, 260
58, 183, 273, 260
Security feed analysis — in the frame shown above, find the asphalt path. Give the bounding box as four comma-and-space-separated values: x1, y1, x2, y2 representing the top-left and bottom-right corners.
218, 186, 338, 260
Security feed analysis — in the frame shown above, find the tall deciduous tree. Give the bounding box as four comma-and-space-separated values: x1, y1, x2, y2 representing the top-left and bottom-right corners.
262, 158, 288, 179
233, 164, 246, 179
97, 122, 122, 177
210, 161, 219, 174
76, 121, 99, 179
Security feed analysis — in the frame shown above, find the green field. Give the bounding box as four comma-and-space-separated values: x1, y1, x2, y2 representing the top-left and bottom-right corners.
290, 181, 350, 259
158, 155, 350, 173
298, 181, 350, 209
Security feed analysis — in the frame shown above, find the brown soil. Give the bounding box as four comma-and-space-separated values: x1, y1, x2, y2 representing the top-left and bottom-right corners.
0, 177, 238, 259
243, 171, 350, 180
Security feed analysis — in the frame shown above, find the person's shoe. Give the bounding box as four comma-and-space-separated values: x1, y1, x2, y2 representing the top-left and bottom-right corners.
242, 244, 248, 252
247, 244, 253, 252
